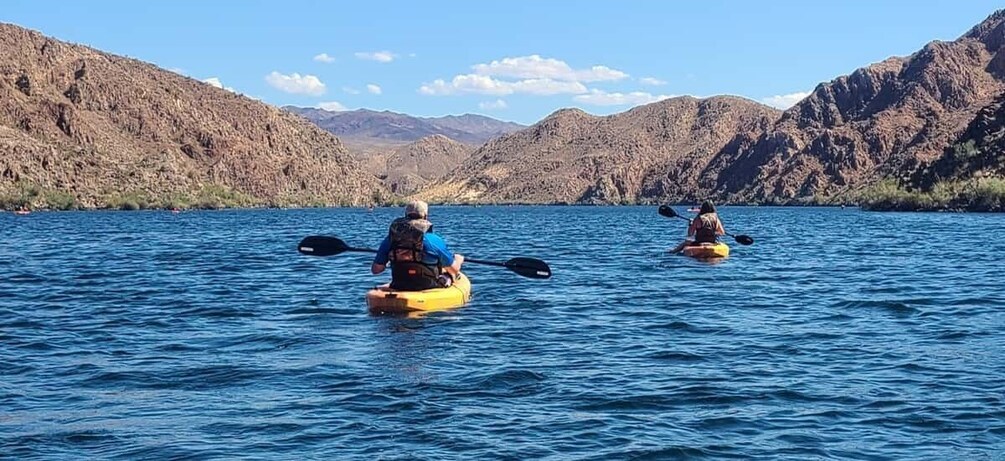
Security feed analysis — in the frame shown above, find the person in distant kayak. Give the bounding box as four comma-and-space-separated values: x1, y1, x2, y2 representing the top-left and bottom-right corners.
371, 200, 464, 290
672, 200, 726, 253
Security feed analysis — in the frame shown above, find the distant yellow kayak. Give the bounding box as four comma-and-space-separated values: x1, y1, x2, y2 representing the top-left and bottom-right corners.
366, 273, 472, 315
681, 242, 730, 259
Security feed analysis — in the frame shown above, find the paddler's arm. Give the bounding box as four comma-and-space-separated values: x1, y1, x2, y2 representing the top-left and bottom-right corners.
444, 254, 464, 275
371, 237, 391, 275
426, 234, 463, 275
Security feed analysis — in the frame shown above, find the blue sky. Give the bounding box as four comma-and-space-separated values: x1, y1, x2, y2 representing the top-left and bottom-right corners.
3, 0, 1002, 124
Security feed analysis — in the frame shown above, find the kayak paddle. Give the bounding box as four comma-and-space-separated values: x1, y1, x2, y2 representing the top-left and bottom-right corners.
297, 235, 552, 279
658, 205, 755, 245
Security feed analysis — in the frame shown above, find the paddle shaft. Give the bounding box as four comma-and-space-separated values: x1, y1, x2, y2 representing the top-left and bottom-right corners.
341, 246, 515, 269
464, 257, 506, 268
298, 235, 552, 279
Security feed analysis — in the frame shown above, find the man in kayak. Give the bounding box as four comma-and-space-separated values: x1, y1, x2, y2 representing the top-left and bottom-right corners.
371, 200, 464, 290
671, 200, 726, 253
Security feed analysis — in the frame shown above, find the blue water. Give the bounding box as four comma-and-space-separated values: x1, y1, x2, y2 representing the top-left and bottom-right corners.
2, 206, 1003, 460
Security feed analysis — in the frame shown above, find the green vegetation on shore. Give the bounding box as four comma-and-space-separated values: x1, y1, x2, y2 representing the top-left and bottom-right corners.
859, 178, 1005, 211
0, 180, 409, 211
2, 181, 266, 211
5, 176, 1004, 212
0, 182, 78, 210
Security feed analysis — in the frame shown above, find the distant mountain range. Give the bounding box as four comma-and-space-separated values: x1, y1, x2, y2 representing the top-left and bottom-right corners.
283, 107, 524, 145
3, 11, 1005, 210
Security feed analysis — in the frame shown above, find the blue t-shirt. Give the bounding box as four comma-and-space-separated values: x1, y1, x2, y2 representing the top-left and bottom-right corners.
373, 232, 455, 267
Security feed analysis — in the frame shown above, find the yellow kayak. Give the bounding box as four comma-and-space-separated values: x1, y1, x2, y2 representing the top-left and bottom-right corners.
682, 242, 730, 259
366, 273, 472, 315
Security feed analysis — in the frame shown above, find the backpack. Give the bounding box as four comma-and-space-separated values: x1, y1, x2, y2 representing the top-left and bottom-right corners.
693, 213, 720, 244
387, 217, 441, 290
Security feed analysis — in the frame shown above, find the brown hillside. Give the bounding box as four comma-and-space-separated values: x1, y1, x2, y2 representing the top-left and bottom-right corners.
0, 23, 381, 208
380, 135, 472, 195
422, 96, 780, 204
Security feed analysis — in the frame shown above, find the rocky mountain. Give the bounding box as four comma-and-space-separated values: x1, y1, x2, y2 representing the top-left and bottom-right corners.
379, 135, 473, 195
421, 10, 1005, 205
284, 107, 524, 145
0, 22, 382, 209
717, 10, 1005, 203
421, 96, 780, 204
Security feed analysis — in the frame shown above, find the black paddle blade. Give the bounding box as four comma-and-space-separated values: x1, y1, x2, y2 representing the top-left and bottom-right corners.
657, 205, 679, 218
734, 234, 755, 246
504, 257, 552, 279
297, 236, 348, 256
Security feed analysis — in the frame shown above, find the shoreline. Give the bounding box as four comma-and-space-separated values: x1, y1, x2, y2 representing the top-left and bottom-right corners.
4, 203, 994, 213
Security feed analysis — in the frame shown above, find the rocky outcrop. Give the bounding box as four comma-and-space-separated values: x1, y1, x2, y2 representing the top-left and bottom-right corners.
0, 23, 382, 208
910, 93, 1005, 189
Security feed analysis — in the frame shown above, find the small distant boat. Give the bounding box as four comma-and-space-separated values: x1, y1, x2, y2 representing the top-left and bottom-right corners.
14, 210, 31, 215
687, 207, 701, 212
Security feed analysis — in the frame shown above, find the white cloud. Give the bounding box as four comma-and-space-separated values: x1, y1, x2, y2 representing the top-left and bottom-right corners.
342, 86, 361, 95
419, 74, 587, 96
313, 53, 335, 63
355, 51, 396, 63
202, 77, 235, 92
317, 101, 347, 111
203, 77, 224, 88
511, 79, 589, 95
573, 89, 672, 106
366, 83, 382, 95
265, 71, 327, 96
478, 99, 508, 110
761, 91, 811, 109
471, 55, 627, 82
639, 77, 667, 86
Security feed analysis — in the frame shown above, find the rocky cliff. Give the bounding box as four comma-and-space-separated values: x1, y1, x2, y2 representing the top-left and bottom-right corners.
911, 93, 1005, 189
0, 23, 382, 209
718, 10, 1005, 202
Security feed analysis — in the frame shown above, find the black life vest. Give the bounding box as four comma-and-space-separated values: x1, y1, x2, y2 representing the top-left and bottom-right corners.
693, 213, 720, 244
387, 217, 441, 291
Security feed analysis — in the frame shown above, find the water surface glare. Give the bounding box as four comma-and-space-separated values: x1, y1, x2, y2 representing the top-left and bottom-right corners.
1, 206, 1003, 459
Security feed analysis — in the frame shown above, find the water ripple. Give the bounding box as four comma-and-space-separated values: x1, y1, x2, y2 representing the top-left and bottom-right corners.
1, 207, 1003, 459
